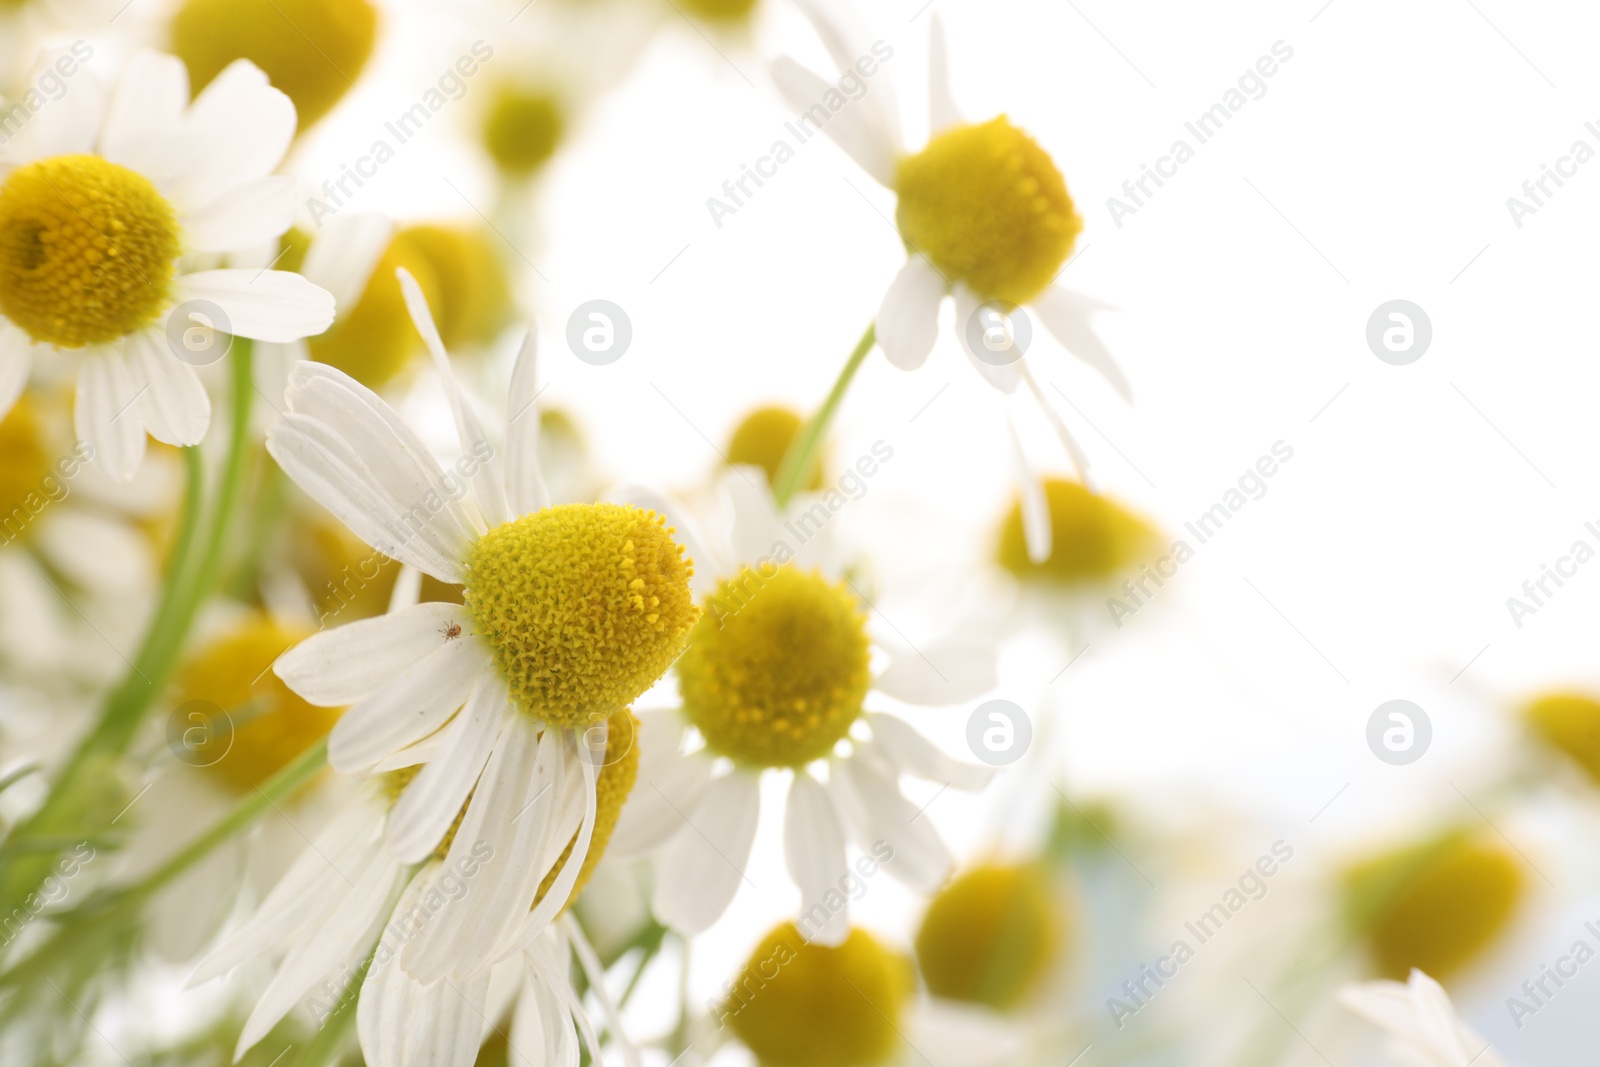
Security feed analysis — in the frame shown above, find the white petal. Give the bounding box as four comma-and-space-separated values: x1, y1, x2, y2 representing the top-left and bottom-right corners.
359, 903, 491, 1067
0, 51, 104, 166
511, 957, 578, 1067
874, 641, 998, 707
1032, 287, 1132, 402
953, 284, 1021, 393
724, 466, 784, 568
76, 348, 146, 482
1008, 424, 1051, 564
181, 175, 298, 252
166, 60, 296, 214
906, 998, 1022, 1067
1018, 361, 1092, 481
868, 713, 993, 791
789, 0, 902, 151
276, 602, 473, 705
505, 329, 550, 517
99, 51, 189, 179
0, 327, 32, 419
828, 753, 951, 892
652, 771, 760, 935
606, 715, 712, 860
302, 213, 395, 310
768, 57, 898, 188
877, 257, 946, 371
33, 509, 151, 594
128, 331, 209, 446
927, 14, 961, 135
564, 917, 641, 1067
397, 268, 510, 528
386, 678, 510, 862
784, 773, 850, 946
178, 269, 335, 343
235, 853, 403, 1057
327, 637, 488, 773
511, 738, 601, 959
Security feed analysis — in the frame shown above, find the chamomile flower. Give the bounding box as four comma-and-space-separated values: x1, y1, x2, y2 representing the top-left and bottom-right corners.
0, 49, 336, 480
260, 270, 697, 986
915, 861, 1065, 1012
771, 2, 1132, 555
1339, 969, 1508, 1067
169, 0, 379, 130
608, 471, 996, 944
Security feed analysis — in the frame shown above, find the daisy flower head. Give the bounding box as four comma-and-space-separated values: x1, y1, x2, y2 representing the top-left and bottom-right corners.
770, 1, 1132, 548
261, 269, 698, 985
914, 860, 1065, 1013
0, 48, 336, 480
1523, 690, 1600, 788
169, 0, 379, 131
1339, 969, 1508, 1067
609, 470, 997, 945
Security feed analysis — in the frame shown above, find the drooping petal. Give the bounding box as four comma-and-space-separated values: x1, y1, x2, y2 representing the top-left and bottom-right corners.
953, 284, 1021, 394
504, 329, 550, 517
177, 269, 336, 343
1018, 361, 1092, 481
874, 640, 998, 706
652, 771, 761, 935
605, 714, 713, 860
1032, 287, 1133, 402
828, 750, 952, 892
867, 713, 994, 791
128, 331, 209, 446
0, 326, 32, 420
789, 0, 902, 152
1007, 419, 1052, 564
768, 57, 898, 188
877, 256, 946, 371
386, 677, 510, 863
784, 772, 850, 946
927, 14, 962, 135
76, 346, 147, 482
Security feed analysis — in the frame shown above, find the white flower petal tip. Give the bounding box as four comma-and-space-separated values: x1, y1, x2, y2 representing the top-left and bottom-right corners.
652, 772, 761, 936
1033, 287, 1133, 403
927, 14, 961, 135
868, 713, 994, 792
877, 257, 946, 371
1339, 970, 1508, 1067
767, 56, 899, 188
873, 641, 998, 707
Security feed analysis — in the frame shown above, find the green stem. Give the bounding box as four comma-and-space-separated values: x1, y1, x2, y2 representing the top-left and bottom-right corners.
770, 322, 875, 508
0, 341, 255, 913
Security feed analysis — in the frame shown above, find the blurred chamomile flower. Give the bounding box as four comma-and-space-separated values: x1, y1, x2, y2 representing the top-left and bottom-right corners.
257, 270, 697, 987
915, 860, 1066, 1013
1339, 969, 1507, 1067
607, 470, 996, 943
771, 2, 1131, 555
725, 403, 824, 492
169, 0, 379, 131
0, 49, 335, 480
1523, 690, 1600, 789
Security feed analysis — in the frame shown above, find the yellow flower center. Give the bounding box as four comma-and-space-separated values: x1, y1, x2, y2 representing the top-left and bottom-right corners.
681, 0, 760, 21
915, 862, 1063, 1011
464, 504, 697, 728
482, 88, 565, 178
400, 224, 513, 351
0, 394, 54, 533
1526, 692, 1600, 784
534, 709, 640, 909
306, 230, 442, 389
1345, 834, 1523, 981
175, 615, 342, 794
895, 116, 1082, 306
726, 405, 821, 490
997, 478, 1155, 585
726, 922, 912, 1067
0, 155, 180, 349
170, 0, 379, 129
677, 564, 871, 768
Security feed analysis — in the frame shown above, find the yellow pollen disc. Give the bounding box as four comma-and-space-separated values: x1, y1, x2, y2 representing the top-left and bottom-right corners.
1345, 833, 1523, 981
1525, 692, 1600, 784
677, 564, 871, 768
895, 116, 1082, 306
0, 394, 54, 529
464, 504, 698, 728
997, 478, 1156, 585
171, 0, 379, 129
482, 88, 565, 178
0, 155, 180, 349
175, 615, 343, 794
725, 405, 821, 490
915, 862, 1063, 1011
307, 231, 442, 389
680, 0, 760, 21
400, 224, 513, 351
534, 709, 641, 911
726, 922, 912, 1067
